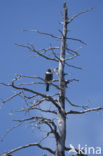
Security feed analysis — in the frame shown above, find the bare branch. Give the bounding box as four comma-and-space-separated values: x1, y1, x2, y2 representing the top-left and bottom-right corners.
11, 77, 60, 110
18, 82, 44, 85
0, 123, 22, 142
39, 131, 52, 143
1, 92, 22, 104
65, 78, 79, 84
22, 94, 38, 99
15, 43, 58, 62
13, 74, 60, 91
50, 44, 60, 61
66, 47, 81, 56
0, 78, 60, 110
68, 7, 94, 24
5, 142, 55, 155
67, 37, 88, 45
39, 47, 60, 53
66, 107, 103, 115
16, 74, 44, 80
65, 62, 84, 70
0, 82, 11, 87
33, 107, 57, 115
65, 54, 78, 61
65, 97, 88, 109
16, 74, 58, 83
14, 116, 57, 134
23, 29, 61, 39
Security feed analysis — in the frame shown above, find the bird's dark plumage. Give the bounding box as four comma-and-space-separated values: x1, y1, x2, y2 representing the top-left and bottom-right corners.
45, 69, 53, 91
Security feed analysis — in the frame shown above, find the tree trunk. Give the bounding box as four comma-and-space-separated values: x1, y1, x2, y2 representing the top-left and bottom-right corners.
55, 4, 68, 156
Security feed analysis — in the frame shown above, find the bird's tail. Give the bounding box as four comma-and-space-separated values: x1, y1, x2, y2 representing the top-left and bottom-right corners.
46, 83, 49, 92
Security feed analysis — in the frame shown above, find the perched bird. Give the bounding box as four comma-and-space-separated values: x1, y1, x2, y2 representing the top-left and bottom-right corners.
45, 69, 53, 91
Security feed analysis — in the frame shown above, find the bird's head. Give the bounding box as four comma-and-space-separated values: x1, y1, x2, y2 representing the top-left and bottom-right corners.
47, 69, 51, 72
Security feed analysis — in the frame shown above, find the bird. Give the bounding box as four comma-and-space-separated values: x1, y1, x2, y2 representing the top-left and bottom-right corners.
45, 69, 53, 91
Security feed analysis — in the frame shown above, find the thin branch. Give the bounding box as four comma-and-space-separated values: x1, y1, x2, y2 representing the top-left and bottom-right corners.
65, 62, 84, 70
14, 116, 57, 133
65, 54, 78, 61
67, 37, 88, 45
65, 79, 79, 84
39, 131, 52, 143
39, 47, 60, 53
15, 43, 58, 62
0, 79, 60, 110
0, 82, 11, 87
0, 123, 22, 142
66, 47, 82, 56
5, 142, 55, 155
23, 29, 61, 39
16, 74, 44, 80
14, 106, 57, 115
14, 74, 60, 91
66, 107, 103, 115
27, 98, 51, 110
23, 94, 38, 99
50, 44, 60, 61
18, 82, 45, 86
11, 77, 60, 110
1, 92, 22, 104
34, 107, 57, 114
16, 74, 58, 83
68, 7, 94, 24
65, 97, 88, 109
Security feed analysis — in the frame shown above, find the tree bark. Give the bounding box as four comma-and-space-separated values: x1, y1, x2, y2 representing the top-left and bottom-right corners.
55, 3, 68, 156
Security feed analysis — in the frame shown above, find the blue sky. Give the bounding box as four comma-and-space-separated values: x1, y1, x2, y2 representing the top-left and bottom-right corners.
0, 0, 103, 155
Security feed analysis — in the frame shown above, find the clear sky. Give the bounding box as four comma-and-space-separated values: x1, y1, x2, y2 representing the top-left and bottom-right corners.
0, 0, 103, 156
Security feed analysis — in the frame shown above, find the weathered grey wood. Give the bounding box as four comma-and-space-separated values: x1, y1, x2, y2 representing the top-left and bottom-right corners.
55, 3, 68, 156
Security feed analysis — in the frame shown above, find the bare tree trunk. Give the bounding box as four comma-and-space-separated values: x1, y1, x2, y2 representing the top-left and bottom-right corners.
55, 4, 68, 156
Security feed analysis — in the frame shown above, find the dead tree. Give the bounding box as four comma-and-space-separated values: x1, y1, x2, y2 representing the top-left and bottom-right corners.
0, 2, 102, 156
